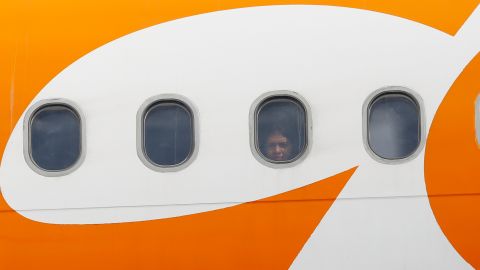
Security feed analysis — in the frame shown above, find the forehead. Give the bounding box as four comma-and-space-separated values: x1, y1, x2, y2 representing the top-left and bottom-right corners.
267, 134, 288, 141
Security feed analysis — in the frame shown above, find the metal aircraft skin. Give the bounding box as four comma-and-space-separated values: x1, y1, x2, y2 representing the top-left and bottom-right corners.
0, 1, 479, 269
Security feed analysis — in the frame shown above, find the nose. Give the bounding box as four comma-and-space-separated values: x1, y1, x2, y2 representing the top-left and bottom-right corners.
275, 145, 282, 152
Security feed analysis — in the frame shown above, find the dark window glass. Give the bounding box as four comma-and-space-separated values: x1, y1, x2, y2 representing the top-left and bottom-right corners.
256, 97, 307, 163
143, 101, 193, 166
368, 93, 421, 160
30, 105, 82, 171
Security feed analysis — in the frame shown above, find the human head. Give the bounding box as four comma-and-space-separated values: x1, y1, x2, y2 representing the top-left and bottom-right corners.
264, 129, 292, 161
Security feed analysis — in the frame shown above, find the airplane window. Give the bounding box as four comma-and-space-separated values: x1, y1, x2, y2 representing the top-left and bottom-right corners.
29, 104, 82, 172
367, 92, 421, 160
142, 100, 194, 167
255, 96, 307, 163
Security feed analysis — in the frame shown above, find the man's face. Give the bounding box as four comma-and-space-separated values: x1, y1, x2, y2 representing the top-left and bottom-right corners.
265, 133, 292, 161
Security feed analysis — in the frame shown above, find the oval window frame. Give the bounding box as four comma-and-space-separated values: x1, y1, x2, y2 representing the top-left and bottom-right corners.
23, 99, 86, 177
362, 86, 426, 164
137, 94, 199, 172
249, 90, 312, 168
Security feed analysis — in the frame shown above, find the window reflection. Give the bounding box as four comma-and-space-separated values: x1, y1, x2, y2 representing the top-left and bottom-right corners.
368, 93, 421, 160
30, 105, 82, 171
256, 97, 307, 163
143, 101, 193, 167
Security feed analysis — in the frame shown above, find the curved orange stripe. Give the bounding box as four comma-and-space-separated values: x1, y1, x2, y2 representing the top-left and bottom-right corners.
0, 167, 357, 269
425, 53, 480, 268
0, 1, 478, 165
